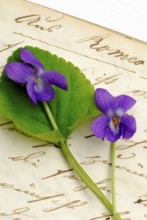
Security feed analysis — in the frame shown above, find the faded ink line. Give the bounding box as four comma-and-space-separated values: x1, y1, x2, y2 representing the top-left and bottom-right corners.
13, 32, 136, 74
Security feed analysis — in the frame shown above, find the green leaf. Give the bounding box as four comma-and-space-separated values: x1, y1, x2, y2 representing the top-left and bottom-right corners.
0, 46, 100, 144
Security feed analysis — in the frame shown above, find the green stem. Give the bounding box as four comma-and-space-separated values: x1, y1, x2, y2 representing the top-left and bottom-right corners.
60, 140, 112, 210
111, 142, 117, 220
42, 102, 122, 220
42, 102, 58, 131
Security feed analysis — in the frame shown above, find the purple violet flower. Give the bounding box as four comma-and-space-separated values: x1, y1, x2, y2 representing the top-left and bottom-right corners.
5, 48, 68, 104
92, 88, 136, 142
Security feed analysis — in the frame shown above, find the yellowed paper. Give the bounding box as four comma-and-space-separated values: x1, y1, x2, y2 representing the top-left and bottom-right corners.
0, 0, 147, 219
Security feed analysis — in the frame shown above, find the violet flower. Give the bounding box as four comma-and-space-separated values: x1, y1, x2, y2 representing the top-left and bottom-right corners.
92, 88, 136, 142
5, 48, 67, 104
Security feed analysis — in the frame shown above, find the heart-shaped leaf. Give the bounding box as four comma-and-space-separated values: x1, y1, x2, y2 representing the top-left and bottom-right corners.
0, 46, 100, 144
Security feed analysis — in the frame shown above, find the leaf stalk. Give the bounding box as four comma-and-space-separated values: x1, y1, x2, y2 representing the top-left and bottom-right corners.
111, 142, 117, 220
43, 102, 122, 220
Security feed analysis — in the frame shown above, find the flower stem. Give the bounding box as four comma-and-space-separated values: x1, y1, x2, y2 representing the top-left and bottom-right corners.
60, 140, 112, 210
111, 142, 117, 220
42, 102, 58, 131
42, 102, 122, 220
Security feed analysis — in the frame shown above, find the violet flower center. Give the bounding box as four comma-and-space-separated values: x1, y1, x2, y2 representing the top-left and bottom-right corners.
112, 116, 120, 127
34, 76, 41, 84
109, 115, 120, 134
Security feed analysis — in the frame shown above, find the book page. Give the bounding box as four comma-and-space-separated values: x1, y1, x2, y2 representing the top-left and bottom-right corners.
0, 0, 147, 219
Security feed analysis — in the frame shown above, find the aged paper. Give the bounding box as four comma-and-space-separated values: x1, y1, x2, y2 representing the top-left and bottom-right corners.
29, 0, 147, 43
0, 0, 147, 219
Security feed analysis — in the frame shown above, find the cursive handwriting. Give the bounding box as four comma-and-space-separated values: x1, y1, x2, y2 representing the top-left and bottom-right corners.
117, 153, 136, 159
42, 168, 73, 180
80, 156, 147, 180
0, 182, 64, 203
127, 89, 147, 99
0, 207, 30, 217
43, 199, 87, 212
85, 134, 95, 138
13, 31, 135, 73
140, 76, 147, 80
81, 67, 96, 75
89, 211, 130, 220
28, 193, 64, 204
73, 178, 110, 193
9, 151, 45, 167
112, 163, 147, 180
134, 194, 147, 207
0, 42, 24, 53
134, 195, 147, 219
116, 139, 147, 150
138, 163, 143, 168
32, 142, 54, 148
77, 35, 144, 65
81, 156, 101, 165
93, 73, 122, 85
15, 14, 64, 33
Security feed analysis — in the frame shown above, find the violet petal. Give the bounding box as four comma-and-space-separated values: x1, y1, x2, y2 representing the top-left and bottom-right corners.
121, 115, 136, 139
26, 80, 37, 105
105, 125, 122, 142
41, 71, 68, 90
20, 48, 44, 74
5, 62, 35, 83
34, 81, 55, 102
91, 115, 110, 140
111, 95, 136, 114
94, 88, 114, 114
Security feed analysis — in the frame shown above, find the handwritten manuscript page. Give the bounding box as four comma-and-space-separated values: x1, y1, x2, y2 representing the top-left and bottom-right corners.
0, 0, 147, 219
